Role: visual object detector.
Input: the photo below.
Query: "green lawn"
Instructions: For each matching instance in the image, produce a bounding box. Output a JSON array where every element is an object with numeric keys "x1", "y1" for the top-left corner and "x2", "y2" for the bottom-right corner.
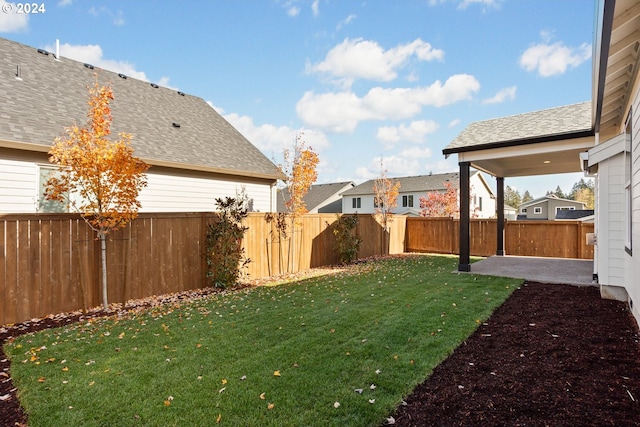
[{"x1": 5, "y1": 254, "x2": 521, "y2": 427}]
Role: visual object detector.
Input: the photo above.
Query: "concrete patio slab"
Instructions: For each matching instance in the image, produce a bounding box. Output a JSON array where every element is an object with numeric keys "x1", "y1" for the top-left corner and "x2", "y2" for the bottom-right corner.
[{"x1": 466, "y1": 255, "x2": 595, "y2": 286}]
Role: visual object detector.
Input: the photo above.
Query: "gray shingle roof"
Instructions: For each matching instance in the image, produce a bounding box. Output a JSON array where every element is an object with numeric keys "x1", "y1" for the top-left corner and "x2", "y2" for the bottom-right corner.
[
  {"x1": 341, "y1": 171, "x2": 478, "y2": 196},
  {"x1": 0, "y1": 38, "x2": 279, "y2": 180},
  {"x1": 555, "y1": 209, "x2": 594, "y2": 220},
  {"x1": 277, "y1": 181, "x2": 354, "y2": 212},
  {"x1": 443, "y1": 102, "x2": 593, "y2": 154}
]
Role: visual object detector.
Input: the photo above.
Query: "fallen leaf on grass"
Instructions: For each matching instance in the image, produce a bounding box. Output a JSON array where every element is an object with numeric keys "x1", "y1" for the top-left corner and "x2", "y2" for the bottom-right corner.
[
  {"x1": 259, "y1": 393, "x2": 266, "y2": 400},
  {"x1": 333, "y1": 401, "x2": 340, "y2": 408},
  {"x1": 273, "y1": 370, "x2": 281, "y2": 377},
  {"x1": 267, "y1": 403, "x2": 275, "y2": 410},
  {"x1": 37, "y1": 377, "x2": 45, "y2": 383},
  {"x1": 216, "y1": 413, "x2": 222, "y2": 423},
  {"x1": 221, "y1": 378, "x2": 227, "y2": 385},
  {"x1": 218, "y1": 387, "x2": 226, "y2": 394}
]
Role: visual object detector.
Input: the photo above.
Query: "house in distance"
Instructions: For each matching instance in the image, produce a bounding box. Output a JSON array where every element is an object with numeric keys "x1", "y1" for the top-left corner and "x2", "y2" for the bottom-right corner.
[{"x1": 341, "y1": 171, "x2": 496, "y2": 218}]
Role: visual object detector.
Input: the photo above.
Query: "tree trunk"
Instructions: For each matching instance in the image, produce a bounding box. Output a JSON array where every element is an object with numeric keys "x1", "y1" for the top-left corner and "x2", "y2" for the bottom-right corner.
[{"x1": 100, "y1": 232, "x2": 108, "y2": 309}]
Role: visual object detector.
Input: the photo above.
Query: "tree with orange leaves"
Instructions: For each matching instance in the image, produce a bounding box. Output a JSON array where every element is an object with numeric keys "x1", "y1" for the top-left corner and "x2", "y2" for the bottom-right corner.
[
  {"x1": 280, "y1": 133, "x2": 319, "y2": 219},
  {"x1": 373, "y1": 161, "x2": 400, "y2": 254},
  {"x1": 277, "y1": 133, "x2": 319, "y2": 271},
  {"x1": 419, "y1": 181, "x2": 459, "y2": 218},
  {"x1": 45, "y1": 77, "x2": 149, "y2": 309}
]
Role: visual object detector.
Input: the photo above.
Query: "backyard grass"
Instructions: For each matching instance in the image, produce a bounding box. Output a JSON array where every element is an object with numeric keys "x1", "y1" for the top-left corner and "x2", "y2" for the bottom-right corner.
[{"x1": 4, "y1": 254, "x2": 521, "y2": 427}]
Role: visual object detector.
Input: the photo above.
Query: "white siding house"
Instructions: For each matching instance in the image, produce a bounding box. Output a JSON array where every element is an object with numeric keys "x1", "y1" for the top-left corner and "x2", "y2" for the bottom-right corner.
[
  {"x1": 341, "y1": 171, "x2": 496, "y2": 218},
  {"x1": 0, "y1": 38, "x2": 280, "y2": 214}
]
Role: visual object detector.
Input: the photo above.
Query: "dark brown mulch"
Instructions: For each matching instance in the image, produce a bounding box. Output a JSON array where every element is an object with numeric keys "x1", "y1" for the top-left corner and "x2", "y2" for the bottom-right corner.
[
  {"x1": 2, "y1": 281, "x2": 639, "y2": 426},
  {"x1": 390, "y1": 282, "x2": 640, "y2": 427}
]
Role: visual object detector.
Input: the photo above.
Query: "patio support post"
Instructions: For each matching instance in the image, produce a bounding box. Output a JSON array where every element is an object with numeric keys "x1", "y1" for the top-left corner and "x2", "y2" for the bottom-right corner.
[
  {"x1": 496, "y1": 176, "x2": 505, "y2": 255},
  {"x1": 458, "y1": 162, "x2": 471, "y2": 271}
]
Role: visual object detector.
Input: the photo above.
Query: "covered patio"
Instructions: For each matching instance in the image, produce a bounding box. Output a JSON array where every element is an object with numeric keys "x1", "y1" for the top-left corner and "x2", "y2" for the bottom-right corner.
[
  {"x1": 442, "y1": 101, "x2": 596, "y2": 272},
  {"x1": 469, "y1": 255, "x2": 595, "y2": 286}
]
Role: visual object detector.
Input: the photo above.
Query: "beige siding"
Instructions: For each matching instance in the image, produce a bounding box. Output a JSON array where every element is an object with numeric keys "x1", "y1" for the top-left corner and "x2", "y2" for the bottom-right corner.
[
  {"x1": 139, "y1": 169, "x2": 274, "y2": 212},
  {"x1": 0, "y1": 157, "x2": 37, "y2": 212},
  {"x1": 595, "y1": 151, "x2": 625, "y2": 285},
  {"x1": 625, "y1": 89, "x2": 640, "y2": 325}
]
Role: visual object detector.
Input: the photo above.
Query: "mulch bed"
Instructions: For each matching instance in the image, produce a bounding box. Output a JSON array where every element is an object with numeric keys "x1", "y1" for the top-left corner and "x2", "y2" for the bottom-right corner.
[
  {"x1": 389, "y1": 282, "x2": 640, "y2": 427},
  {"x1": 2, "y1": 281, "x2": 639, "y2": 426}
]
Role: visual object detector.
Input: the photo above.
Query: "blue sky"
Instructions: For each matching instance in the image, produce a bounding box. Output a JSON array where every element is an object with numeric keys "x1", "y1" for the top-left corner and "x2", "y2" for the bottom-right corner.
[{"x1": 0, "y1": 0, "x2": 595, "y2": 198}]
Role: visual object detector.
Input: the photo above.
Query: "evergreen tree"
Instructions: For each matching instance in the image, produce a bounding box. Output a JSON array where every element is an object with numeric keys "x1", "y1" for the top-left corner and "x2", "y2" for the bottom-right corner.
[
  {"x1": 522, "y1": 190, "x2": 533, "y2": 203},
  {"x1": 504, "y1": 185, "x2": 522, "y2": 208}
]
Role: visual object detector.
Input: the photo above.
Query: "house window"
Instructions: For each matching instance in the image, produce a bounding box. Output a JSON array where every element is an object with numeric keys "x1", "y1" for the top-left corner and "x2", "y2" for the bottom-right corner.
[
  {"x1": 625, "y1": 110, "x2": 633, "y2": 254},
  {"x1": 478, "y1": 197, "x2": 483, "y2": 211},
  {"x1": 374, "y1": 198, "x2": 383, "y2": 208},
  {"x1": 533, "y1": 207, "x2": 542, "y2": 214},
  {"x1": 352, "y1": 197, "x2": 361, "y2": 209},
  {"x1": 38, "y1": 165, "x2": 68, "y2": 213},
  {"x1": 521, "y1": 208, "x2": 527, "y2": 213},
  {"x1": 402, "y1": 195, "x2": 413, "y2": 208}
]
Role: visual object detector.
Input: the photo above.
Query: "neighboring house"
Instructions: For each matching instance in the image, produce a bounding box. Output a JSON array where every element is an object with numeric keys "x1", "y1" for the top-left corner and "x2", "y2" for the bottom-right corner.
[
  {"x1": 504, "y1": 204, "x2": 517, "y2": 220},
  {"x1": 341, "y1": 171, "x2": 496, "y2": 218},
  {"x1": 276, "y1": 181, "x2": 355, "y2": 213},
  {"x1": 0, "y1": 38, "x2": 280, "y2": 213},
  {"x1": 517, "y1": 195, "x2": 587, "y2": 220}
]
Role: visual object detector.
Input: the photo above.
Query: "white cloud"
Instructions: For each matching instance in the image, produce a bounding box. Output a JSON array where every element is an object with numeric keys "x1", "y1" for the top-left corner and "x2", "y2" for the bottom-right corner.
[
  {"x1": 88, "y1": 6, "x2": 125, "y2": 25},
  {"x1": 287, "y1": 5, "x2": 300, "y2": 16},
  {"x1": 44, "y1": 42, "x2": 173, "y2": 87},
  {"x1": 296, "y1": 74, "x2": 480, "y2": 133},
  {"x1": 448, "y1": 118, "x2": 461, "y2": 128},
  {"x1": 458, "y1": 0, "x2": 500, "y2": 10},
  {"x1": 0, "y1": 1, "x2": 29, "y2": 32},
  {"x1": 519, "y1": 41, "x2": 591, "y2": 77},
  {"x1": 336, "y1": 14, "x2": 356, "y2": 31},
  {"x1": 219, "y1": 109, "x2": 331, "y2": 156},
  {"x1": 307, "y1": 38, "x2": 444, "y2": 86},
  {"x1": 311, "y1": 0, "x2": 319, "y2": 16},
  {"x1": 377, "y1": 120, "x2": 439, "y2": 146},
  {"x1": 482, "y1": 85, "x2": 516, "y2": 104},
  {"x1": 58, "y1": 0, "x2": 73, "y2": 6},
  {"x1": 428, "y1": 0, "x2": 501, "y2": 11}
]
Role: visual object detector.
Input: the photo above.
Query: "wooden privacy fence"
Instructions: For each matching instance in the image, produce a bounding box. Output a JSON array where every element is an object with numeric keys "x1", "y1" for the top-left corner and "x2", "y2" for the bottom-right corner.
[
  {"x1": 405, "y1": 217, "x2": 594, "y2": 259},
  {"x1": 0, "y1": 212, "x2": 406, "y2": 325}
]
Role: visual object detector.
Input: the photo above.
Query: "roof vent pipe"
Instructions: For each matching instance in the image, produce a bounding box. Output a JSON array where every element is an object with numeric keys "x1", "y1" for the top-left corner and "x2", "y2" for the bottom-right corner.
[
  {"x1": 54, "y1": 39, "x2": 60, "y2": 61},
  {"x1": 15, "y1": 65, "x2": 22, "y2": 81}
]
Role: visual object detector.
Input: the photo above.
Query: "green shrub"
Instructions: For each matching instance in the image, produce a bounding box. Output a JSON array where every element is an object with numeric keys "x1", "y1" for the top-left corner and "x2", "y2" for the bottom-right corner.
[
  {"x1": 205, "y1": 196, "x2": 250, "y2": 288},
  {"x1": 331, "y1": 214, "x2": 362, "y2": 264}
]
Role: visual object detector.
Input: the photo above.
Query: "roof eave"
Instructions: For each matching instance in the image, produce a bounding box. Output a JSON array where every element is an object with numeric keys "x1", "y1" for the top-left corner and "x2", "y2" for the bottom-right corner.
[
  {"x1": 593, "y1": 0, "x2": 616, "y2": 133},
  {"x1": 0, "y1": 139, "x2": 281, "y2": 182},
  {"x1": 442, "y1": 128, "x2": 595, "y2": 156}
]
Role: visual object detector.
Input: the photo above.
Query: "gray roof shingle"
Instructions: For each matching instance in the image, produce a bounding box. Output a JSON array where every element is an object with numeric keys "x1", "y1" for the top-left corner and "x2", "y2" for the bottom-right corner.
[
  {"x1": 0, "y1": 38, "x2": 279, "y2": 180},
  {"x1": 277, "y1": 181, "x2": 354, "y2": 212},
  {"x1": 341, "y1": 171, "x2": 478, "y2": 196},
  {"x1": 443, "y1": 101, "x2": 592, "y2": 154}
]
